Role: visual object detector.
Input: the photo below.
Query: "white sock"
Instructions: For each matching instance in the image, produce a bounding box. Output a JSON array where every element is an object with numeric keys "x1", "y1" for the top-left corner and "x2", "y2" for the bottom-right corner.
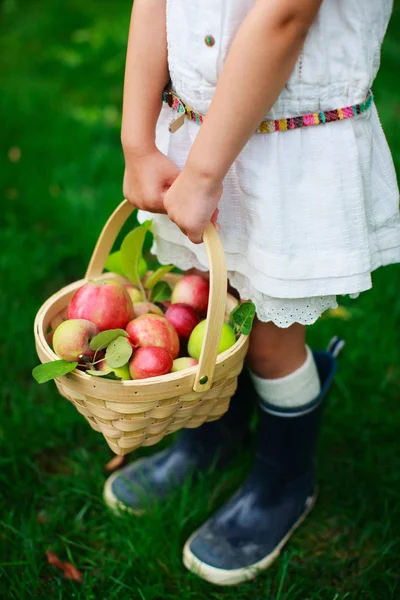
[{"x1": 250, "y1": 346, "x2": 321, "y2": 410}]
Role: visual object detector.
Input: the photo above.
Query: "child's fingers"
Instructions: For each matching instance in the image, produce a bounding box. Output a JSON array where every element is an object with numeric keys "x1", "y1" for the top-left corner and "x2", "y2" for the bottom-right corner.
[
  {"x1": 211, "y1": 208, "x2": 221, "y2": 232},
  {"x1": 211, "y1": 208, "x2": 219, "y2": 222}
]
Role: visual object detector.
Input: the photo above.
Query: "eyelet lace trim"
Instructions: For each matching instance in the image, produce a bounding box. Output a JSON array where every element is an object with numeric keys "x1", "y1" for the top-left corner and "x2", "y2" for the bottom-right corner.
[{"x1": 153, "y1": 239, "x2": 338, "y2": 328}]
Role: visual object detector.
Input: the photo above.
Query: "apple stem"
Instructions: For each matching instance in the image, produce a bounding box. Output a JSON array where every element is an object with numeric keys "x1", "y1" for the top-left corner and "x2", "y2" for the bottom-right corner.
[{"x1": 90, "y1": 357, "x2": 105, "y2": 367}]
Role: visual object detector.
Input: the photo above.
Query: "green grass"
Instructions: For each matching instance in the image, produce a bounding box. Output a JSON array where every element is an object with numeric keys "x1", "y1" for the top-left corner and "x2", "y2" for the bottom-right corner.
[{"x1": 1, "y1": 1, "x2": 400, "y2": 598}]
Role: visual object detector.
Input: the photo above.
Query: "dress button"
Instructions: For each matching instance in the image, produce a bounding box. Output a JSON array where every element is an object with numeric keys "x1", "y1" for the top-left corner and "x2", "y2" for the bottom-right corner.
[{"x1": 204, "y1": 35, "x2": 215, "y2": 47}]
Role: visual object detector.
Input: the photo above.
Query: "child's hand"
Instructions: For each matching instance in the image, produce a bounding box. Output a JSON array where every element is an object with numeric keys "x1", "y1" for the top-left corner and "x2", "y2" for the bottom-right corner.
[
  {"x1": 163, "y1": 166, "x2": 222, "y2": 244},
  {"x1": 123, "y1": 148, "x2": 180, "y2": 214}
]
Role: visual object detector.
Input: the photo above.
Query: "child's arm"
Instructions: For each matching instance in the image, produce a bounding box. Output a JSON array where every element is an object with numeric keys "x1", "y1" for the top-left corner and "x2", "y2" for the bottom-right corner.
[
  {"x1": 122, "y1": 0, "x2": 179, "y2": 213},
  {"x1": 164, "y1": 0, "x2": 323, "y2": 243}
]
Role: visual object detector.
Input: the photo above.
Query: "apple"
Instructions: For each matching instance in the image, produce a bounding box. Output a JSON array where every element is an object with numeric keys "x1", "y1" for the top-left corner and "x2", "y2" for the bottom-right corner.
[
  {"x1": 131, "y1": 301, "x2": 163, "y2": 318},
  {"x1": 165, "y1": 303, "x2": 200, "y2": 340},
  {"x1": 124, "y1": 284, "x2": 142, "y2": 305},
  {"x1": 97, "y1": 359, "x2": 131, "y2": 380},
  {"x1": 126, "y1": 314, "x2": 180, "y2": 359},
  {"x1": 172, "y1": 357, "x2": 198, "y2": 372},
  {"x1": 67, "y1": 280, "x2": 133, "y2": 331},
  {"x1": 171, "y1": 275, "x2": 209, "y2": 316},
  {"x1": 188, "y1": 320, "x2": 236, "y2": 360},
  {"x1": 129, "y1": 346, "x2": 173, "y2": 379},
  {"x1": 53, "y1": 319, "x2": 99, "y2": 362}
]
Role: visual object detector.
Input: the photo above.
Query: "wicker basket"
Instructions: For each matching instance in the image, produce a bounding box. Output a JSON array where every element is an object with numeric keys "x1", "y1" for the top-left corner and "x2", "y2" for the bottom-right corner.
[{"x1": 34, "y1": 200, "x2": 249, "y2": 455}]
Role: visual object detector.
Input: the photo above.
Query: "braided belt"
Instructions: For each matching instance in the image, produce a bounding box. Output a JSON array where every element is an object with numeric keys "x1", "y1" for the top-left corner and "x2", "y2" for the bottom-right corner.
[{"x1": 162, "y1": 87, "x2": 374, "y2": 134}]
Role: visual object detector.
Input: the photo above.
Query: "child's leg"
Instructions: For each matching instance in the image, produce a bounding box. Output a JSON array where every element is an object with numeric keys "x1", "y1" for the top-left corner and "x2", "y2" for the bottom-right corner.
[
  {"x1": 247, "y1": 319, "x2": 321, "y2": 409},
  {"x1": 248, "y1": 319, "x2": 307, "y2": 378},
  {"x1": 183, "y1": 317, "x2": 337, "y2": 585}
]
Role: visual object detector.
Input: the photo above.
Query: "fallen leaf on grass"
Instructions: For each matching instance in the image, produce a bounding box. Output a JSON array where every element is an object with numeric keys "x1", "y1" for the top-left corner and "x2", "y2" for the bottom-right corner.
[
  {"x1": 46, "y1": 551, "x2": 83, "y2": 582},
  {"x1": 104, "y1": 454, "x2": 126, "y2": 473},
  {"x1": 37, "y1": 511, "x2": 49, "y2": 524},
  {"x1": 156, "y1": 557, "x2": 170, "y2": 575},
  {"x1": 8, "y1": 146, "x2": 21, "y2": 162},
  {"x1": 324, "y1": 306, "x2": 353, "y2": 320}
]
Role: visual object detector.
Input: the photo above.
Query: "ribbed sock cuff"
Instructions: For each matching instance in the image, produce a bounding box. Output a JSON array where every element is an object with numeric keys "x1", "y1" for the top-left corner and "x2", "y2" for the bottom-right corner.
[{"x1": 249, "y1": 346, "x2": 321, "y2": 411}]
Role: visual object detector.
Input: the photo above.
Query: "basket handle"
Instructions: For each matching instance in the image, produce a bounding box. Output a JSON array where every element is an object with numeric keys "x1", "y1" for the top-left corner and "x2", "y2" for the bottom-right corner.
[{"x1": 85, "y1": 200, "x2": 227, "y2": 393}]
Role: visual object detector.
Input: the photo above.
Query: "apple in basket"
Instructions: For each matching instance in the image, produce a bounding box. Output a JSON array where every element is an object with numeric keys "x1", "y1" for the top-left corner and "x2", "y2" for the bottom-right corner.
[
  {"x1": 171, "y1": 274, "x2": 210, "y2": 316},
  {"x1": 172, "y1": 357, "x2": 198, "y2": 372},
  {"x1": 124, "y1": 284, "x2": 142, "y2": 305},
  {"x1": 188, "y1": 320, "x2": 236, "y2": 361},
  {"x1": 67, "y1": 280, "x2": 134, "y2": 331},
  {"x1": 126, "y1": 314, "x2": 180, "y2": 359},
  {"x1": 165, "y1": 303, "x2": 200, "y2": 340},
  {"x1": 129, "y1": 346, "x2": 173, "y2": 379},
  {"x1": 53, "y1": 319, "x2": 99, "y2": 362},
  {"x1": 131, "y1": 301, "x2": 163, "y2": 318},
  {"x1": 97, "y1": 359, "x2": 131, "y2": 380}
]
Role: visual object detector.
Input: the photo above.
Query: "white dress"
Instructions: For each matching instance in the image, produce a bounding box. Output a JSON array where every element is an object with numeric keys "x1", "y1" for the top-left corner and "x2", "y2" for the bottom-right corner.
[{"x1": 140, "y1": 0, "x2": 400, "y2": 327}]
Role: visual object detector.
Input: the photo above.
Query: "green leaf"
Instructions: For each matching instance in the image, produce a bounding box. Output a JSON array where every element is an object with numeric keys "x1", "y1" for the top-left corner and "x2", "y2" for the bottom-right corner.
[
  {"x1": 150, "y1": 281, "x2": 172, "y2": 302},
  {"x1": 105, "y1": 251, "x2": 147, "y2": 279},
  {"x1": 32, "y1": 360, "x2": 78, "y2": 384},
  {"x1": 120, "y1": 221, "x2": 152, "y2": 284},
  {"x1": 104, "y1": 251, "x2": 125, "y2": 276},
  {"x1": 90, "y1": 329, "x2": 129, "y2": 351},
  {"x1": 86, "y1": 369, "x2": 122, "y2": 381},
  {"x1": 105, "y1": 336, "x2": 133, "y2": 368},
  {"x1": 145, "y1": 265, "x2": 174, "y2": 289},
  {"x1": 138, "y1": 256, "x2": 148, "y2": 279},
  {"x1": 229, "y1": 301, "x2": 256, "y2": 336}
]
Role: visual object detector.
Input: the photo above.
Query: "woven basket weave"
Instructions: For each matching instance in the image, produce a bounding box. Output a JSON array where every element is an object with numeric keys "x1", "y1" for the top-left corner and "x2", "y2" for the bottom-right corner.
[{"x1": 34, "y1": 200, "x2": 249, "y2": 455}]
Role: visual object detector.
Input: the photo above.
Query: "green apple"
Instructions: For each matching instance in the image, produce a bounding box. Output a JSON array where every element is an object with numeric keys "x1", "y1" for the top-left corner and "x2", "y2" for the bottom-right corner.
[
  {"x1": 111, "y1": 364, "x2": 131, "y2": 380},
  {"x1": 125, "y1": 284, "x2": 143, "y2": 304},
  {"x1": 97, "y1": 359, "x2": 131, "y2": 380},
  {"x1": 188, "y1": 320, "x2": 236, "y2": 361}
]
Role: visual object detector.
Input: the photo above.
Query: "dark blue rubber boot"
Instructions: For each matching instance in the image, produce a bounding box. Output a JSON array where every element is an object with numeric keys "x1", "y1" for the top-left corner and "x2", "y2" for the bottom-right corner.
[
  {"x1": 104, "y1": 367, "x2": 256, "y2": 513},
  {"x1": 183, "y1": 345, "x2": 340, "y2": 586}
]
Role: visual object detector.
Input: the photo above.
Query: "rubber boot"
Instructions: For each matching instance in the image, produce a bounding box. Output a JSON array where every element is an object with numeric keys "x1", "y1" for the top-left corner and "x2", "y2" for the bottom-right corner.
[
  {"x1": 104, "y1": 367, "x2": 256, "y2": 514},
  {"x1": 183, "y1": 345, "x2": 340, "y2": 586}
]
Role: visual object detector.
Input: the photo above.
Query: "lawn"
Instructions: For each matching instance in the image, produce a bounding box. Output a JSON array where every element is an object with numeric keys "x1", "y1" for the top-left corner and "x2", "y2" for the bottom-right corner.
[{"x1": 1, "y1": 1, "x2": 400, "y2": 599}]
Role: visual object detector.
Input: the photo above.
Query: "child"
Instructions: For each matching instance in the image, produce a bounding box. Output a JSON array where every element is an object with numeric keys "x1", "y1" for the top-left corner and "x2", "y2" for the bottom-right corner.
[{"x1": 104, "y1": 0, "x2": 400, "y2": 585}]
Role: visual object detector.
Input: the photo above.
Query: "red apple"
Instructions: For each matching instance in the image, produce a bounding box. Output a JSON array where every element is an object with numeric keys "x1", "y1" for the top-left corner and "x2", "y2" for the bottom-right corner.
[
  {"x1": 172, "y1": 357, "x2": 198, "y2": 372},
  {"x1": 129, "y1": 346, "x2": 173, "y2": 379},
  {"x1": 53, "y1": 319, "x2": 99, "y2": 362},
  {"x1": 132, "y1": 301, "x2": 163, "y2": 318},
  {"x1": 67, "y1": 280, "x2": 133, "y2": 331},
  {"x1": 126, "y1": 314, "x2": 180, "y2": 359},
  {"x1": 171, "y1": 275, "x2": 209, "y2": 316},
  {"x1": 165, "y1": 303, "x2": 200, "y2": 340}
]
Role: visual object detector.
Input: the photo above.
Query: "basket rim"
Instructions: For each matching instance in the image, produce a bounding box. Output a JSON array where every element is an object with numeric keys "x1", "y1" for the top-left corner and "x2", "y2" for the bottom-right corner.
[{"x1": 34, "y1": 275, "x2": 248, "y2": 390}]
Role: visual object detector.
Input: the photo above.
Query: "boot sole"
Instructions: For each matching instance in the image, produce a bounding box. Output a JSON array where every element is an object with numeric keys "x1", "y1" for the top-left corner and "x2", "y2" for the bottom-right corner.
[
  {"x1": 183, "y1": 489, "x2": 318, "y2": 586},
  {"x1": 103, "y1": 461, "x2": 149, "y2": 516}
]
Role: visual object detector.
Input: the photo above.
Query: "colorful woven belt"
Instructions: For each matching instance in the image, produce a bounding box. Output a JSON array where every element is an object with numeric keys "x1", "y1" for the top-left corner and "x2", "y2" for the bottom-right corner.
[{"x1": 162, "y1": 87, "x2": 374, "y2": 134}]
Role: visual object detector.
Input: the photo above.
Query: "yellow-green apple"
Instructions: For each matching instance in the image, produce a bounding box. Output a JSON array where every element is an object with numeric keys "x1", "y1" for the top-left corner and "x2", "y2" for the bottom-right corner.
[
  {"x1": 129, "y1": 346, "x2": 173, "y2": 379},
  {"x1": 131, "y1": 301, "x2": 163, "y2": 318},
  {"x1": 126, "y1": 314, "x2": 180, "y2": 358},
  {"x1": 172, "y1": 357, "x2": 198, "y2": 372},
  {"x1": 97, "y1": 360, "x2": 131, "y2": 380},
  {"x1": 124, "y1": 284, "x2": 142, "y2": 305},
  {"x1": 188, "y1": 320, "x2": 236, "y2": 360},
  {"x1": 171, "y1": 275, "x2": 209, "y2": 316},
  {"x1": 67, "y1": 280, "x2": 133, "y2": 331},
  {"x1": 165, "y1": 303, "x2": 200, "y2": 340},
  {"x1": 53, "y1": 319, "x2": 99, "y2": 362}
]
